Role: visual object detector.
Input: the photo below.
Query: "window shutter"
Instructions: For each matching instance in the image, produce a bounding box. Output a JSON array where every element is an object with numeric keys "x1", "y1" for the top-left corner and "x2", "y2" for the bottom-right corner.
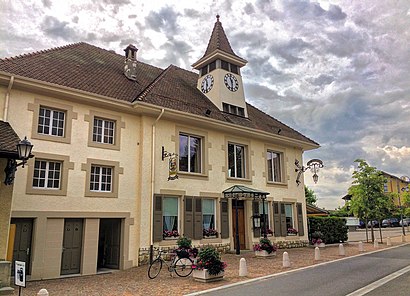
[
  {"x1": 220, "y1": 199, "x2": 229, "y2": 238},
  {"x1": 252, "y1": 200, "x2": 261, "y2": 237},
  {"x1": 184, "y1": 196, "x2": 194, "y2": 239},
  {"x1": 280, "y1": 203, "x2": 287, "y2": 236},
  {"x1": 297, "y1": 203, "x2": 304, "y2": 236},
  {"x1": 273, "y1": 202, "x2": 281, "y2": 237},
  {"x1": 193, "y1": 197, "x2": 203, "y2": 240},
  {"x1": 153, "y1": 195, "x2": 163, "y2": 242}
]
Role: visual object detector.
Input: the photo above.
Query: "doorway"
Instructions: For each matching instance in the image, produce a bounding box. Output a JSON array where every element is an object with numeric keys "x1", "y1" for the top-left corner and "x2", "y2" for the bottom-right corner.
[
  {"x1": 98, "y1": 218, "x2": 121, "y2": 270},
  {"x1": 231, "y1": 200, "x2": 246, "y2": 249},
  {"x1": 10, "y1": 218, "x2": 33, "y2": 275},
  {"x1": 61, "y1": 219, "x2": 83, "y2": 275}
]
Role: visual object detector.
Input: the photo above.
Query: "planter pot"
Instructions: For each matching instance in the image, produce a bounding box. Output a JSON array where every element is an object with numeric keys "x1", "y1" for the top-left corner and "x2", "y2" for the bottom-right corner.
[
  {"x1": 192, "y1": 269, "x2": 224, "y2": 282},
  {"x1": 255, "y1": 250, "x2": 276, "y2": 257},
  {"x1": 314, "y1": 243, "x2": 325, "y2": 248}
]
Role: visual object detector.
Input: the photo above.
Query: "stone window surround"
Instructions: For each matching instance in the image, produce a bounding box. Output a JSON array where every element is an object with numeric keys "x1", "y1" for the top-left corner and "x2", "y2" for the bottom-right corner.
[
  {"x1": 173, "y1": 126, "x2": 211, "y2": 179},
  {"x1": 81, "y1": 158, "x2": 124, "y2": 198},
  {"x1": 26, "y1": 152, "x2": 74, "y2": 196},
  {"x1": 84, "y1": 110, "x2": 126, "y2": 151},
  {"x1": 224, "y1": 137, "x2": 253, "y2": 182},
  {"x1": 28, "y1": 98, "x2": 78, "y2": 144},
  {"x1": 264, "y1": 145, "x2": 288, "y2": 186}
]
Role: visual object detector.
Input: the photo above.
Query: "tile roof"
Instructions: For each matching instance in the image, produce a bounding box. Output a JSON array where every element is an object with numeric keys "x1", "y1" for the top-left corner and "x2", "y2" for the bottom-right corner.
[
  {"x1": 0, "y1": 121, "x2": 20, "y2": 156},
  {"x1": 0, "y1": 43, "x2": 318, "y2": 146},
  {"x1": 203, "y1": 15, "x2": 241, "y2": 59}
]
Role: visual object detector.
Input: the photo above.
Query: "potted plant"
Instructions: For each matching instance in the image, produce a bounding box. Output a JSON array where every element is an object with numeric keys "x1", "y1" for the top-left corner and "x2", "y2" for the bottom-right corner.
[
  {"x1": 192, "y1": 246, "x2": 226, "y2": 282},
  {"x1": 261, "y1": 228, "x2": 274, "y2": 236},
  {"x1": 311, "y1": 231, "x2": 325, "y2": 247},
  {"x1": 163, "y1": 229, "x2": 179, "y2": 239},
  {"x1": 287, "y1": 228, "x2": 298, "y2": 236},
  {"x1": 203, "y1": 228, "x2": 218, "y2": 238},
  {"x1": 175, "y1": 236, "x2": 192, "y2": 259},
  {"x1": 253, "y1": 238, "x2": 277, "y2": 257}
]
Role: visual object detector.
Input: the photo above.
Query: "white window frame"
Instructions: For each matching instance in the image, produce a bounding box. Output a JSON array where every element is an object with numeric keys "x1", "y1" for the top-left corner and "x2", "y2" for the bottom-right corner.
[
  {"x1": 202, "y1": 199, "x2": 216, "y2": 237},
  {"x1": 90, "y1": 165, "x2": 113, "y2": 192},
  {"x1": 93, "y1": 117, "x2": 115, "y2": 145},
  {"x1": 228, "y1": 143, "x2": 246, "y2": 179},
  {"x1": 38, "y1": 106, "x2": 66, "y2": 137},
  {"x1": 267, "y1": 150, "x2": 283, "y2": 183},
  {"x1": 162, "y1": 196, "x2": 180, "y2": 236},
  {"x1": 32, "y1": 159, "x2": 62, "y2": 190},
  {"x1": 285, "y1": 204, "x2": 294, "y2": 230},
  {"x1": 179, "y1": 133, "x2": 202, "y2": 173}
]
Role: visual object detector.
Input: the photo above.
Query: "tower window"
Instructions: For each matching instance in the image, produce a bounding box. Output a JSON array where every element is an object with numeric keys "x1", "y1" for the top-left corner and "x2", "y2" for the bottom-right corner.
[
  {"x1": 230, "y1": 64, "x2": 238, "y2": 74},
  {"x1": 209, "y1": 61, "x2": 216, "y2": 72},
  {"x1": 222, "y1": 103, "x2": 245, "y2": 117},
  {"x1": 221, "y1": 60, "x2": 229, "y2": 71}
]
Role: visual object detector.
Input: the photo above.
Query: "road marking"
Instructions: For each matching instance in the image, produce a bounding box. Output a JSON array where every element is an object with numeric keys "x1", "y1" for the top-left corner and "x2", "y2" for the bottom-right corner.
[{"x1": 346, "y1": 265, "x2": 410, "y2": 296}]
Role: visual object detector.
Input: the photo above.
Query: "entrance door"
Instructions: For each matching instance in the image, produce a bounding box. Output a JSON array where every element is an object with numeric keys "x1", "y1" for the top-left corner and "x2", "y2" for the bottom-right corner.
[
  {"x1": 231, "y1": 200, "x2": 246, "y2": 249},
  {"x1": 98, "y1": 219, "x2": 121, "y2": 269},
  {"x1": 10, "y1": 218, "x2": 33, "y2": 275},
  {"x1": 61, "y1": 219, "x2": 83, "y2": 275}
]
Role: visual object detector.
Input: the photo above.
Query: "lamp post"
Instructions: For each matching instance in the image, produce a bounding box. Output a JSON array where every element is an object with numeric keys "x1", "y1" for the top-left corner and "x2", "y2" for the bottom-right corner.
[
  {"x1": 400, "y1": 186, "x2": 408, "y2": 236},
  {"x1": 295, "y1": 158, "x2": 324, "y2": 186},
  {"x1": 4, "y1": 136, "x2": 33, "y2": 185}
]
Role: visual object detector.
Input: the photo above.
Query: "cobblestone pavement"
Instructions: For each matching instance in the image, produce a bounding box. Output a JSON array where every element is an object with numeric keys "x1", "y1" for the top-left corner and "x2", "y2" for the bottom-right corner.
[{"x1": 12, "y1": 238, "x2": 408, "y2": 296}]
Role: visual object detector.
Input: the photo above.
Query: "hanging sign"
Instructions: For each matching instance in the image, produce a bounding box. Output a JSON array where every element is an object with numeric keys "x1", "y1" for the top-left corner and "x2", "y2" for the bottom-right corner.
[
  {"x1": 168, "y1": 154, "x2": 178, "y2": 181},
  {"x1": 15, "y1": 261, "x2": 26, "y2": 288}
]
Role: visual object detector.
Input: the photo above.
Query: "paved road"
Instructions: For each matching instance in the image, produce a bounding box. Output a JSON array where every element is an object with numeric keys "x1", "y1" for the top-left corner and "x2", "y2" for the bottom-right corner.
[
  {"x1": 348, "y1": 227, "x2": 408, "y2": 242},
  {"x1": 189, "y1": 244, "x2": 410, "y2": 296}
]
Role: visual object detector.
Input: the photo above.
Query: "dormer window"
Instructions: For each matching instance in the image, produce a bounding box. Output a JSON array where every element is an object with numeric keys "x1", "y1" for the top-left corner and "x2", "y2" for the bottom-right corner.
[{"x1": 223, "y1": 103, "x2": 245, "y2": 117}]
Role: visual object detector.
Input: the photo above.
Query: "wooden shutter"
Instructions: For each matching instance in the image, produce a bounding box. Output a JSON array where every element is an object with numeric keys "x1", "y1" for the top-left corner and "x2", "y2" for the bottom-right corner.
[
  {"x1": 220, "y1": 199, "x2": 229, "y2": 238},
  {"x1": 153, "y1": 195, "x2": 163, "y2": 242},
  {"x1": 297, "y1": 203, "x2": 304, "y2": 236},
  {"x1": 280, "y1": 203, "x2": 287, "y2": 236},
  {"x1": 184, "y1": 196, "x2": 194, "y2": 239},
  {"x1": 273, "y1": 202, "x2": 281, "y2": 237},
  {"x1": 193, "y1": 197, "x2": 203, "y2": 240},
  {"x1": 252, "y1": 200, "x2": 261, "y2": 237}
]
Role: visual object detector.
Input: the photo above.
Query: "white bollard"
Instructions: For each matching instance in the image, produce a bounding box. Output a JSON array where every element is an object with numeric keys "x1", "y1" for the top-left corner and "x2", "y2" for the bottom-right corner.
[
  {"x1": 338, "y1": 244, "x2": 345, "y2": 256},
  {"x1": 37, "y1": 289, "x2": 49, "y2": 296},
  {"x1": 387, "y1": 237, "x2": 392, "y2": 246},
  {"x1": 239, "y1": 258, "x2": 247, "y2": 277},
  {"x1": 374, "y1": 240, "x2": 378, "y2": 248},
  {"x1": 358, "y1": 241, "x2": 364, "y2": 252},
  {"x1": 314, "y1": 247, "x2": 320, "y2": 261},
  {"x1": 282, "y1": 251, "x2": 291, "y2": 267}
]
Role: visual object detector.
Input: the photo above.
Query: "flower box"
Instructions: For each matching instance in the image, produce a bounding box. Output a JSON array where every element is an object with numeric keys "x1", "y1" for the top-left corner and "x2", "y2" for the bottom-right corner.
[
  {"x1": 192, "y1": 269, "x2": 224, "y2": 282},
  {"x1": 255, "y1": 250, "x2": 276, "y2": 257}
]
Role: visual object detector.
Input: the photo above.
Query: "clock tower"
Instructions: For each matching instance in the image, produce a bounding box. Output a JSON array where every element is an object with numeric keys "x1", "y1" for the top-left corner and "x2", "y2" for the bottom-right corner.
[{"x1": 192, "y1": 15, "x2": 248, "y2": 117}]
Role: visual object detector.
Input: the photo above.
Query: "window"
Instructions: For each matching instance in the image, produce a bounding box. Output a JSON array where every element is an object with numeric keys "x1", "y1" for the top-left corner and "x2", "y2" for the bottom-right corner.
[
  {"x1": 221, "y1": 60, "x2": 229, "y2": 71},
  {"x1": 202, "y1": 199, "x2": 215, "y2": 237},
  {"x1": 285, "y1": 204, "x2": 294, "y2": 230},
  {"x1": 90, "y1": 165, "x2": 112, "y2": 192},
  {"x1": 179, "y1": 134, "x2": 202, "y2": 173},
  {"x1": 383, "y1": 183, "x2": 388, "y2": 192},
  {"x1": 82, "y1": 159, "x2": 123, "y2": 198},
  {"x1": 38, "y1": 106, "x2": 65, "y2": 137},
  {"x1": 26, "y1": 153, "x2": 74, "y2": 196},
  {"x1": 163, "y1": 197, "x2": 179, "y2": 236},
  {"x1": 209, "y1": 61, "x2": 216, "y2": 72},
  {"x1": 259, "y1": 201, "x2": 269, "y2": 233},
  {"x1": 32, "y1": 160, "x2": 62, "y2": 189},
  {"x1": 86, "y1": 111, "x2": 124, "y2": 150},
  {"x1": 267, "y1": 151, "x2": 282, "y2": 183},
  {"x1": 222, "y1": 103, "x2": 245, "y2": 117},
  {"x1": 228, "y1": 143, "x2": 246, "y2": 178},
  {"x1": 230, "y1": 64, "x2": 239, "y2": 74},
  {"x1": 93, "y1": 117, "x2": 115, "y2": 144}
]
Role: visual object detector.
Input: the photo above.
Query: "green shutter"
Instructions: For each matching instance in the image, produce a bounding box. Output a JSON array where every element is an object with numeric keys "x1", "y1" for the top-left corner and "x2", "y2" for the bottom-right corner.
[
  {"x1": 252, "y1": 200, "x2": 261, "y2": 237},
  {"x1": 153, "y1": 195, "x2": 163, "y2": 242},
  {"x1": 184, "y1": 196, "x2": 194, "y2": 239},
  {"x1": 220, "y1": 199, "x2": 229, "y2": 238},
  {"x1": 193, "y1": 197, "x2": 203, "y2": 240},
  {"x1": 297, "y1": 203, "x2": 304, "y2": 236},
  {"x1": 280, "y1": 203, "x2": 287, "y2": 236},
  {"x1": 273, "y1": 201, "x2": 281, "y2": 237}
]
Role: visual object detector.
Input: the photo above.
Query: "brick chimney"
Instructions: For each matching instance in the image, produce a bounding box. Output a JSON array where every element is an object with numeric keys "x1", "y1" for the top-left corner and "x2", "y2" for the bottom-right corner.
[{"x1": 124, "y1": 44, "x2": 138, "y2": 81}]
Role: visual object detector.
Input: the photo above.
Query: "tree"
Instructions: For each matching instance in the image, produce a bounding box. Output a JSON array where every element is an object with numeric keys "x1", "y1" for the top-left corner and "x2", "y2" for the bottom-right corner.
[
  {"x1": 305, "y1": 185, "x2": 317, "y2": 206},
  {"x1": 402, "y1": 190, "x2": 410, "y2": 217},
  {"x1": 349, "y1": 159, "x2": 392, "y2": 242}
]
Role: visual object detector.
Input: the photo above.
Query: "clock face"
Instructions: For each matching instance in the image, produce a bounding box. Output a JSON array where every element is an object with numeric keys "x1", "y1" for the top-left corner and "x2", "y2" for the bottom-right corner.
[
  {"x1": 224, "y1": 73, "x2": 239, "y2": 92},
  {"x1": 201, "y1": 74, "x2": 214, "y2": 93}
]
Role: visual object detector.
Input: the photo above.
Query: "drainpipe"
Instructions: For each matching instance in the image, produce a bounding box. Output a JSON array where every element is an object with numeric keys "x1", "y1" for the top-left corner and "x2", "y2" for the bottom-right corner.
[
  {"x1": 2, "y1": 76, "x2": 14, "y2": 121},
  {"x1": 149, "y1": 108, "x2": 165, "y2": 263}
]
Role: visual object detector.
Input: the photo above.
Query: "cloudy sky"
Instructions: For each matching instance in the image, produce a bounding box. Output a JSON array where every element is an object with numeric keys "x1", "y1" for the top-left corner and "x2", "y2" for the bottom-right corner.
[{"x1": 2, "y1": 0, "x2": 410, "y2": 209}]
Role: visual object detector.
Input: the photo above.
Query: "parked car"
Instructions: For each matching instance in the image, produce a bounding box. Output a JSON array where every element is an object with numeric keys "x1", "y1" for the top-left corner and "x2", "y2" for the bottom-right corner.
[
  {"x1": 358, "y1": 220, "x2": 366, "y2": 229},
  {"x1": 367, "y1": 220, "x2": 380, "y2": 228},
  {"x1": 400, "y1": 218, "x2": 410, "y2": 227},
  {"x1": 381, "y1": 218, "x2": 400, "y2": 227}
]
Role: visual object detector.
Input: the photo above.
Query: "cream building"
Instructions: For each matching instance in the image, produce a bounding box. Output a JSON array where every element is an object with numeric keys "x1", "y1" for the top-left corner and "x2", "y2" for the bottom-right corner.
[{"x1": 0, "y1": 16, "x2": 319, "y2": 281}]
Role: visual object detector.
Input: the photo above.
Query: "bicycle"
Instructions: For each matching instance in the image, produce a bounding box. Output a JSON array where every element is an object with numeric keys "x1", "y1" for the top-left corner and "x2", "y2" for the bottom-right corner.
[{"x1": 148, "y1": 249, "x2": 194, "y2": 279}]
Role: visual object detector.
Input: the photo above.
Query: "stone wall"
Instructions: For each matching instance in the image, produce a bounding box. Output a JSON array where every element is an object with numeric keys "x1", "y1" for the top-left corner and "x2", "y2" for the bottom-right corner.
[{"x1": 276, "y1": 240, "x2": 309, "y2": 249}]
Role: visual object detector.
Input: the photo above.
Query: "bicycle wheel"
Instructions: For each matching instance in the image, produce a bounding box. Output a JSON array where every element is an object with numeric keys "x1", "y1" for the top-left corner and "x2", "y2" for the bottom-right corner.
[
  {"x1": 148, "y1": 258, "x2": 163, "y2": 279},
  {"x1": 174, "y1": 257, "x2": 193, "y2": 277}
]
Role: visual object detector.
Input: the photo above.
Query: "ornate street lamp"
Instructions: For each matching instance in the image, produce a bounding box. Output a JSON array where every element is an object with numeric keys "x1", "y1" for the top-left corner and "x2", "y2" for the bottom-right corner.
[
  {"x1": 4, "y1": 136, "x2": 33, "y2": 185},
  {"x1": 295, "y1": 158, "x2": 324, "y2": 186}
]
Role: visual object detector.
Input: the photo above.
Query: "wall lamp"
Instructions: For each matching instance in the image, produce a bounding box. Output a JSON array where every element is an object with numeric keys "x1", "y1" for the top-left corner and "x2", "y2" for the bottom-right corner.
[
  {"x1": 4, "y1": 136, "x2": 33, "y2": 185},
  {"x1": 295, "y1": 158, "x2": 324, "y2": 186}
]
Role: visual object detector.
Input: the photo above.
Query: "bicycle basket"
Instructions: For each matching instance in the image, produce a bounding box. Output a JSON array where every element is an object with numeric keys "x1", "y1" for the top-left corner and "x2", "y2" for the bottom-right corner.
[{"x1": 176, "y1": 249, "x2": 190, "y2": 259}]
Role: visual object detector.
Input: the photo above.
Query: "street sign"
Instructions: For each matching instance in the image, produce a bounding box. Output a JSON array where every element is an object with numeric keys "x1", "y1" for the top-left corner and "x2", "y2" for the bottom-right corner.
[{"x1": 14, "y1": 261, "x2": 26, "y2": 288}]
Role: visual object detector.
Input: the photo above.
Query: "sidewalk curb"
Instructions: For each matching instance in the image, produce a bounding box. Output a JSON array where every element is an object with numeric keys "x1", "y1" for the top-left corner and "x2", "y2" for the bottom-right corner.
[{"x1": 184, "y1": 242, "x2": 410, "y2": 296}]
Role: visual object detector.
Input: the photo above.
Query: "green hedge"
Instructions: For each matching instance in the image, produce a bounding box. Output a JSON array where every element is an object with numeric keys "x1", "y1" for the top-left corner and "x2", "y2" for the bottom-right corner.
[{"x1": 308, "y1": 217, "x2": 348, "y2": 244}]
